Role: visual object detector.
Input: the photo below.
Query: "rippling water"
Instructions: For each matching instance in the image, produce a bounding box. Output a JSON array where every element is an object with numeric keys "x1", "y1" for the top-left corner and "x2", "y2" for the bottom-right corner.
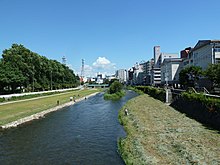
[{"x1": 0, "y1": 91, "x2": 138, "y2": 165}]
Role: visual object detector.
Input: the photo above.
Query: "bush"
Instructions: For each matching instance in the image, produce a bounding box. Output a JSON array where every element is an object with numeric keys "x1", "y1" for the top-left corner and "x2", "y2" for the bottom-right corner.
[
  {"x1": 171, "y1": 92, "x2": 220, "y2": 130},
  {"x1": 104, "y1": 91, "x2": 125, "y2": 101},
  {"x1": 0, "y1": 97, "x2": 5, "y2": 102},
  {"x1": 109, "y1": 81, "x2": 123, "y2": 94},
  {"x1": 135, "y1": 86, "x2": 165, "y2": 102},
  {"x1": 126, "y1": 86, "x2": 144, "y2": 95}
]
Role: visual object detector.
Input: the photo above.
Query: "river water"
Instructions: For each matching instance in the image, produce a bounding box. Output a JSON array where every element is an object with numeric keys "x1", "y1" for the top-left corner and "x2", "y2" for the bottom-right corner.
[{"x1": 0, "y1": 91, "x2": 138, "y2": 165}]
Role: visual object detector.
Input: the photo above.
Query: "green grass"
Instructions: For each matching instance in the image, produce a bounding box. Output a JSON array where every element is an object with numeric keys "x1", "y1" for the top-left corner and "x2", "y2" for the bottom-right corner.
[
  {"x1": 118, "y1": 94, "x2": 220, "y2": 164},
  {"x1": 104, "y1": 90, "x2": 125, "y2": 101},
  {"x1": 0, "y1": 89, "x2": 98, "y2": 125}
]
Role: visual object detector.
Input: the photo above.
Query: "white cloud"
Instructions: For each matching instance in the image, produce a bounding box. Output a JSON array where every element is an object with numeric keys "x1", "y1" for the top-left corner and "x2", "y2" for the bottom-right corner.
[
  {"x1": 92, "y1": 57, "x2": 116, "y2": 70},
  {"x1": 76, "y1": 57, "x2": 117, "y2": 77}
]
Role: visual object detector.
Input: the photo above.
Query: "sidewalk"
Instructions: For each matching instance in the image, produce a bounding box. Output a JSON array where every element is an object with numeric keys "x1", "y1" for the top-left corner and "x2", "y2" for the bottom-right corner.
[{"x1": 0, "y1": 87, "x2": 82, "y2": 99}]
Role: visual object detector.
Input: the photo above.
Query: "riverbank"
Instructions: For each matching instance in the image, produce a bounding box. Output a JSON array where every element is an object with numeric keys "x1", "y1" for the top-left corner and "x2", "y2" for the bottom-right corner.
[
  {"x1": 118, "y1": 94, "x2": 220, "y2": 164},
  {"x1": 0, "y1": 89, "x2": 99, "y2": 129}
]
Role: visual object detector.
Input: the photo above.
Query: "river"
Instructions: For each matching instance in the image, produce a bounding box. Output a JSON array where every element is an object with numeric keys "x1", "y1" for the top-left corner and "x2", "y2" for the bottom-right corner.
[{"x1": 0, "y1": 90, "x2": 138, "y2": 165}]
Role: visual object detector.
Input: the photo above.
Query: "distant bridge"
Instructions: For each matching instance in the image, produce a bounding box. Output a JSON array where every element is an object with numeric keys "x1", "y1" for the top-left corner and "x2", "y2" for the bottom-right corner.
[{"x1": 87, "y1": 84, "x2": 109, "y2": 88}]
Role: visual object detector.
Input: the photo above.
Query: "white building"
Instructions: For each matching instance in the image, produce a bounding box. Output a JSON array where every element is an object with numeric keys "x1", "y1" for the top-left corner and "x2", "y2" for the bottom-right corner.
[
  {"x1": 160, "y1": 58, "x2": 183, "y2": 86},
  {"x1": 189, "y1": 40, "x2": 220, "y2": 70},
  {"x1": 132, "y1": 63, "x2": 145, "y2": 85},
  {"x1": 116, "y1": 69, "x2": 127, "y2": 83},
  {"x1": 152, "y1": 46, "x2": 179, "y2": 86}
]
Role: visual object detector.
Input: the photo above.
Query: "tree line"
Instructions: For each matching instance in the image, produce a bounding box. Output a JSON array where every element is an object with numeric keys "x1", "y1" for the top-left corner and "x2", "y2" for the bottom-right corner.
[
  {"x1": 179, "y1": 64, "x2": 220, "y2": 89},
  {"x1": 0, "y1": 44, "x2": 80, "y2": 94}
]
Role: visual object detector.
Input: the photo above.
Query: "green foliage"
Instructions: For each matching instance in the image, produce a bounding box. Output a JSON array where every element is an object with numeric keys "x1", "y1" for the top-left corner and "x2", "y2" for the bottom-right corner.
[
  {"x1": 181, "y1": 92, "x2": 220, "y2": 112},
  {"x1": 104, "y1": 91, "x2": 125, "y2": 100},
  {"x1": 109, "y1": 81, "x2": 123, "y2": 94},
  {"x1": 0, "y1": 44, "x2": 80, "y2": 94},
  {"x1": 179, "y1": 66, "x2": 203, "y2": 88},
  {"x1": 205, "y1": 63, "x2": 220, "y2": 87},
  {"x1": 0, "y1": 98, "x2": 5, "y2": 102},
  {"x1": 126, "y1": 86, "x2": 144, "y2": 95},
  {"x1": 104, "y1": 81, "x2": 124, "y2": 100},
  {"x1": 135, "y1": 86, "x2": 165, "y2": 102},
  {"x1": 108, "y1": 78, "x2": 118, "y2": 86}
]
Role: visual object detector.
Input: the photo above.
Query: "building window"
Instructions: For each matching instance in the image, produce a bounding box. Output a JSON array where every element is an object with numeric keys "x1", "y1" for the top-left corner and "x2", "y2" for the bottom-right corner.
[
  {"x1": 216, "y1": 58, "x2": 220, "y2": 64},
  {"x1": 214, "y1": 48, "x2": 220, "y2": 52}
]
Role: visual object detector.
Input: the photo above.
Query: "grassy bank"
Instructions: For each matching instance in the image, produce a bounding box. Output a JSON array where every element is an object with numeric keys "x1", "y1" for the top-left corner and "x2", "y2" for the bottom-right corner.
[
  {"x1": 0, "y1": 89, "x2": 98, "y2": 126},
  {"x1": 118, "y1": 94, "x2": 220, "y2": 164}
]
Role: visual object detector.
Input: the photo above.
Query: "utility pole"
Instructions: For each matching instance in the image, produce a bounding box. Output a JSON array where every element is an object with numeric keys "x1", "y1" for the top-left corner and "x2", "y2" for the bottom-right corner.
[
  {"x1": 165, "y1": 63, "x2": 169, "y2": 103},
  {"x1": 50, "y1": 70, "x2": 52, "y2": 90},
  {"x1": 32, "y1": 65, "x2": 35, "y2": 92}
]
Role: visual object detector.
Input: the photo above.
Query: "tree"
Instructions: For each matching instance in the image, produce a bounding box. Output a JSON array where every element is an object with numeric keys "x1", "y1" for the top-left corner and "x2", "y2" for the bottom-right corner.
[
  {"x1": 0, "y1": 62, "x2": 26, "y2": 93},
  {"x1": 109, "y1": 81, "x2": 123, "y2": 94},
  {"x1": 179, "y1": 66, "x2": 203, "y2": 88},
  {"x1": 205, "y1": 63, "x2": 220, "y2": 87},
  {"x1": 0, "y1": 44, "x2": 80, "y2": 93}
]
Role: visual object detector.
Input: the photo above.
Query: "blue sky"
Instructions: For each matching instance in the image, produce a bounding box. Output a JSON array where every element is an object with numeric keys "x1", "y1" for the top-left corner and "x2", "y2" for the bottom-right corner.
[{"x1": 1, "y1": 0, "x2": 220, "y2": 77}]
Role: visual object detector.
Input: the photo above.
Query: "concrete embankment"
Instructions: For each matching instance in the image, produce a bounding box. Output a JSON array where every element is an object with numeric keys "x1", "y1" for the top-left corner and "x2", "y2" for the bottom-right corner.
[{"x1": 1, "y1": 92, "x2": 98, "y2": 129}]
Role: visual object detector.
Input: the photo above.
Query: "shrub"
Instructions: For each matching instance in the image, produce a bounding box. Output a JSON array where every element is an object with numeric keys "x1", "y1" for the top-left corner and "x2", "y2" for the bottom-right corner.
[
  {"x1": 0, "y1": 97, "x2": 5, "y2": 102},
  {"x1": 135, "y1": 86, "x2": 165, "y2": 102}
]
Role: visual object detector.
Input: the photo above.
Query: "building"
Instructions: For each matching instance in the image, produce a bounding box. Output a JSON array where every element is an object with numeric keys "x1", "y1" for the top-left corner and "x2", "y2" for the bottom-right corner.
[
  {"x1": 151, "y1": 46, "x2": 179, "y2": 86},
  {"x1": 154, "y1": 46, "x2": 161, "y2": 68},
  {"x1": 158, "y1": 53, "x2": 179, "y2": 67},
  {"x1": 189, "y1": 40, "x2": 220, "y2": 70},
  {"x1": 133, "y1": 63, "x2": 145, "y2": 85},
  {"x1": 152, "y1": 46, "x2": 161, "y2": 86},
  {"x1": 180, "y1": 47, "x2": 192, "y2": 59},
  {"x1": 115, "y1": 69, "x2": 127, "y2": 83},
  {"x1": 160, "y1": 58, "x2": 183, "y2": 87},
  {"x1": 181, "y1": 47, "x2": 192, "y2": 68},
  {"x1": 146, "y1": 58, "x2": 154, "y2": 85},
  {"x1": 151, "y1": 68, "x2": 161, "y2": 85}
]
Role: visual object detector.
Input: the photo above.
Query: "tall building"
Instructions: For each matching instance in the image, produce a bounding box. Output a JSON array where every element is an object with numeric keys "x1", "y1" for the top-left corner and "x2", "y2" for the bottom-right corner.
[
  {"x1": 154, "y1": 46, "x2": 161, "y2": 68},
  {"x1": 116, "y1": 69, "x2": 127, "y2": 83},
  {"x1": 151, "y1": 46, "x2": 179, "y2": 86}
]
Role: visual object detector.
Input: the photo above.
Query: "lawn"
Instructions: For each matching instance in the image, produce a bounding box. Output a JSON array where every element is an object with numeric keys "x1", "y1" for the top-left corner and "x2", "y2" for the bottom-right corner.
[{"x1": 0, "y1": 89, "x2": 98, "y2": 125}]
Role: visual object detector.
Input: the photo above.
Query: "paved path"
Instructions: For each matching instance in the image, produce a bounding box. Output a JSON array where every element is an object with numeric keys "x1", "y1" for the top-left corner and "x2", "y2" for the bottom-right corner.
[
  {"x1": 0, "y1": 87, "x2": 82, "y2": 99},
  {"x1": 0, "y1": 87, "x2": 83, "y2": 105}
]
